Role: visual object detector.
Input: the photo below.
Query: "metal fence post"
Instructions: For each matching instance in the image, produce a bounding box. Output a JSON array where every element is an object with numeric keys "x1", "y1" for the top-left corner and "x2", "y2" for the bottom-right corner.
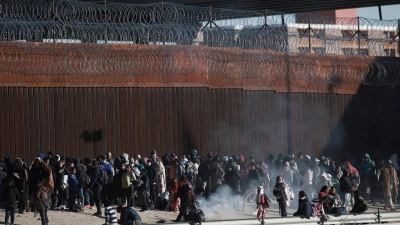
[
  {"x1": 104, "y1": 0, "x2": 108, "y2": 44},
  {"x1": 308, "y1": 13, "x2": 311, "y2": 52},
  {"x1": 375, "y1": 208, "x2": 381, "y2": 224},
  {"x1": 357, "y1": 16, "x2": 360, "y2": 55},
  {"x1": 161, "y1": 2, "x2": 165, "y2": 45}
]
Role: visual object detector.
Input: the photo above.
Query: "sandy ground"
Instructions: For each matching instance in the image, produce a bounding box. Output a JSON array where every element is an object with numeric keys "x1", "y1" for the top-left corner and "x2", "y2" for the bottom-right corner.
[{"x1": 0, "y1": 200, "x2": 399, "y2": 225}]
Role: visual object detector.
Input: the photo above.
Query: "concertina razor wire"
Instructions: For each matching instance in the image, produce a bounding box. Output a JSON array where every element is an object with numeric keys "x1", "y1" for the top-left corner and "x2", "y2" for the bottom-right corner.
[{"x1": 0, "y1": 0, "x2": 399, "y2": 88}]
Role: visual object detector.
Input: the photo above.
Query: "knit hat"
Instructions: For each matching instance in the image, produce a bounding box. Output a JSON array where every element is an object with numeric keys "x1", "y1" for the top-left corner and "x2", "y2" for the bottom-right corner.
[{"x1": 37, "y1": 153, "x2": 44, "y2": 160}]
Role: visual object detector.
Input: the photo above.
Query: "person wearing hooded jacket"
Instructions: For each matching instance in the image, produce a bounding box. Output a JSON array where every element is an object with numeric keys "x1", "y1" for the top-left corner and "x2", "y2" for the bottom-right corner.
[
  {"x1": 4, "y1": 155, "x2": 14, "y2": 178},
  {"x1": 224, "y1": 159, "x2": 241, "y2": 208},
  {"x1": 248, "y1": 163, "x2": 262, "y2": 186},
  {"x1": 87, "y1": 160, "x2": 102, "y2": 216},
  {"x1": 13, "y1": 158, "x2": 27, "y2": 214},
  {"x1": 54, "y1": 159, "x2": 68, "y2": 210},
  {"x1": 345, "y1": 162, "x2": 360, "y2": 189},
  {"x1": 197, "y1": 158, "x2": 211, "y2": 197},
  {"x1": 340, "y1": 169, "x2": 354, "y2": 212},
  {"x1": 255, "y1": 186, "x2": 270, "y2": 219},
  {"x1": 359, "y1": 153, "x2": 375, "y2": 199}
]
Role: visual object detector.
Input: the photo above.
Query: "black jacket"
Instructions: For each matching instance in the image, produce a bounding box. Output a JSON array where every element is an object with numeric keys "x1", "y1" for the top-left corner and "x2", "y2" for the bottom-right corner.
[
  {"x1": 224, "y1": 165, "x2": 240, "y2": 186},
  {"x1": 146, "y1": 165, "x2": 157, "y2": 184},
  {"x1": 296, "y1": 196, "x2": 312, "y2": 217},
  {"x1": 88, "y1": 166, "x2": 102, "y2": 189},
  {"x1": 248, "y1": 169, "x2": 261, "y2": 183},
  {"x1": 2, "y1": 185, "x2": 20, "y2": 205},
  {"x1": 340, "y1": 170, "x2": 353, "y2": 193},
  {"x1": 78, "y1": 166, "x2": 89, "y2": 189},
  {"x1": 198, "y1": 163, "x2": 211, "y2": 181},
  {"x1": 13, "y1": 167, "x2": 26, "y2": 191}
]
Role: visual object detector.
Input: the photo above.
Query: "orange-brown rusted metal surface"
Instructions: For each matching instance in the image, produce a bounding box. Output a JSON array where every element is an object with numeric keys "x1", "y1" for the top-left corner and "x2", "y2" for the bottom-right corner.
[{"x1": 0, "y1": 42, "x2": 379, "y2": 94}]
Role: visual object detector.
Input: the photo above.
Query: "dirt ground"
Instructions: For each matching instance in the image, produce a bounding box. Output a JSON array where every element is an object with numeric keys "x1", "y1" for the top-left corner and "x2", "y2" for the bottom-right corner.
[{"x1": 0, "y1": 200, "x2": 398, "y2": 225}]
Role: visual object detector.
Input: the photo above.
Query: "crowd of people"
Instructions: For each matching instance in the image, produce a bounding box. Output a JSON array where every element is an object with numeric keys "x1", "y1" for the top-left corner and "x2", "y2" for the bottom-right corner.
[{"x1": 0, "y1": 150, "x2": 399, "y2": 224}]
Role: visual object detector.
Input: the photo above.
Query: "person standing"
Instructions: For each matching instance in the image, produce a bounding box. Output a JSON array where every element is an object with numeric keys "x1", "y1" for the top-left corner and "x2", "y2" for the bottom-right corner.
[
  {"x1": 155, "y1": 157, "x2": 166, "y2": 196},
  {"x1": 273, "y1": 176, "x2": 294, "y2": 217},
  {"x1": 224, "y1": 159, "x2": 241, "y2": 202},
  {"x1": 98, "y1": 155, "x2": 114, "y2": 205},
  {"x1": 248, "y1": 163, "x2": 262, "y2": 186},
  {"x1": 13, "y1": 158, "x2": 27, "y2": 214},
  {"x1": 137, "y1": 169, "x2": 150, "y2": 212},
  {"x1": 340, "y1": 169, "x2": 354, "y2": 212},
  {"x1": 87, "y1": 160, "x2": 102, "y2": 216},
  {"x1": 146, "y1": 159, "x2": 157, "y2": 207},
  {"x1": 359, "y1": 153, "x2": 375, "y2": 199},
  {"x1": 33, "y1": 158, "x2": 54, "y2": 225},
  {"x1": 67, "y1": 167, "x2": 79, "y2": 211},
  {"x1": 255, "y1": 186, "x2": 270, "y2": 220},
  {"x1": 121, "y1": 165, "x2": 136, "y2": 208},
  {"x1": 382, "y1": 160, "x2": 398, "y2": 211},
  {"x1": 2, "y1": 178, "x2": 20, "y2": 225},
  {"x1": 281, "y1": 162, "x2": 293, "y2": 187},
  {"x1": 210, "y1": 159, "x2": 225, "y2": 194},
  {"x1": 172, "y1": 175, "x2": 195, "y2": 222}
]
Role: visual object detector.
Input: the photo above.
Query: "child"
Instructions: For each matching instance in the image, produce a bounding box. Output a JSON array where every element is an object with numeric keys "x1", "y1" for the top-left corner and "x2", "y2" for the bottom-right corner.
[
  {"x1": 104, "y1": 200, "x2": 118, "y2": 225},
  {"x1": 2, "y1": 178, "x2": 20, "y2": 225},
  {"x1": 137, "y1": 169, "x2": 149, "y2": 212},
  {"x1": 255, "y1": 186, "x2": 270, "y2": 220},
  {"x1": 68, "y1": 167, "x2": 80, "y2": 212}
]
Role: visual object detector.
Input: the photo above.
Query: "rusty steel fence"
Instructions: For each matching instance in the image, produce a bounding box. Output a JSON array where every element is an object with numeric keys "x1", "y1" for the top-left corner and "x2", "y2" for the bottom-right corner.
[{"x1": 0, "y1": 0, "x2": 399, "y2": 89}]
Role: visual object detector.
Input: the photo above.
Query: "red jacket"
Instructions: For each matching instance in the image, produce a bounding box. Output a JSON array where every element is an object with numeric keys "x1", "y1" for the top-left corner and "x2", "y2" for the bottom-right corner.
[
  {"x1": 175, "y1": 179, "x2": 195, "y2": 202},
  {"x1": 256, "y1": 193, "x2": 269, "y2": 209},
  {"x1": 318, "y1": 191, "x2": 329, "y2": 207}
]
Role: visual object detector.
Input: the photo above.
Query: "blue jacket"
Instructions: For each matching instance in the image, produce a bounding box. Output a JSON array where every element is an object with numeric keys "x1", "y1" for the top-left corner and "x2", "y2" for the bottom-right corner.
[{"x1": 68, "y1": 174, "x2": 79, "y2": 191}]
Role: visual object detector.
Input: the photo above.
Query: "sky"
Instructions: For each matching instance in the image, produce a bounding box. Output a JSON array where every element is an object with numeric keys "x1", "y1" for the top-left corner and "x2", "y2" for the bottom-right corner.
[{"x1": 358, "y1": 4, "x2": 400, "y2": 20}]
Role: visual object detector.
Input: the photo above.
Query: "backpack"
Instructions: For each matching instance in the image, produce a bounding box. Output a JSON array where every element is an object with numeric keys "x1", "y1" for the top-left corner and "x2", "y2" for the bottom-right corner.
[
  {"x1": 72, "y1": 199, "x2": 83, "y2": 212},
  {"x1": 97, "y1": 165, "x2": 108, "y2": 185},
  {"x1": 263, "y1": 194, "x2": 271, "y2": 208},
  {"x1": 187, "y1": 208, "x2": 205, "y2": 222},
  {"x1": 311, "y1": 203, "x2": 319, "y2": 217},
  {"x1": 81, "y1": 173, "x2": 90, "y2": 188},
  {"x1": 122, "y1": 174, "x2": 131, "y2": 188}
]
